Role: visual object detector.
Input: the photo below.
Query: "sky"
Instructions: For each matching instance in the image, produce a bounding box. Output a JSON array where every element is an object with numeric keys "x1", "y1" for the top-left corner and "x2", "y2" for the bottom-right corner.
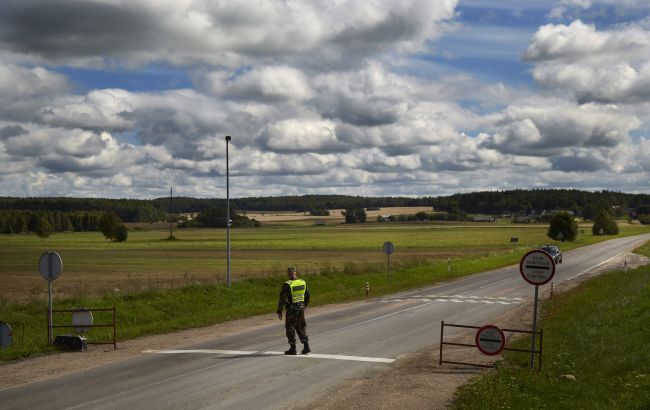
[{"x1": 0, "y1": 0, "x2": 649, "y2": 199}]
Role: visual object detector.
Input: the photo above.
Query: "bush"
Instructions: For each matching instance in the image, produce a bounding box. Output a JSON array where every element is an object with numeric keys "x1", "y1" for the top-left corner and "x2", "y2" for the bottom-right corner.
[
  {"x1": 35, "y1": 217, "x2": 52, "y2": 238},
  {"x1": 638, "y1": 214, "x2": 650, "y2": 225},
  {"x1": 592, "y1": 210, "x2": 619, "y2": 235},
  {"x1": 99, "y1": 212, "x2": 122, "y2": 240},
  {"x1": 114, "y1": 224, "x2": 128, "y2": 242},
  {"x1": 547, "y1": 212, "x2": 578, "y2": 241}
]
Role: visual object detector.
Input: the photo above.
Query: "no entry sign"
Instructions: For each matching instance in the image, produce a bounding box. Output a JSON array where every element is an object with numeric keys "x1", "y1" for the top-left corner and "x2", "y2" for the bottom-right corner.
[
  {"x1": 519, "y1": 250, "x2": 556, "y2": 286},
  {"x1": 475, "y1": 325, "x2": 506, "y2": 356}
]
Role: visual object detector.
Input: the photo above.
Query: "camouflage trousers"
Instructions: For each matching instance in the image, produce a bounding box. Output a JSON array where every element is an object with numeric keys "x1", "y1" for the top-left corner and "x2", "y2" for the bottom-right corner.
[{"x1": 285, "y1": 308, "x2": 308, "y2": 345}]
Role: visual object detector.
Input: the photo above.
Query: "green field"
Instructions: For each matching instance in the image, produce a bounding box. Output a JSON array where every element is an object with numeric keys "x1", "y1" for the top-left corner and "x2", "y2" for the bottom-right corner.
[
  {"x1": 1, "y1": 222, "x2": 649, "y2": 361},
  {"x1": 2, "y1": 222, "x2": 648, "y2": 302},
  {"x1": 451, "y1": 243, "x2": 650, "y2": 409}
]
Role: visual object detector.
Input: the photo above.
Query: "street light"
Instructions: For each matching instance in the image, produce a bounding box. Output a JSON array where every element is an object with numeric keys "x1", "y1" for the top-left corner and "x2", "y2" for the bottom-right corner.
[{"x1": 225, "y1": 135, "x2": 231, "y2": 288}]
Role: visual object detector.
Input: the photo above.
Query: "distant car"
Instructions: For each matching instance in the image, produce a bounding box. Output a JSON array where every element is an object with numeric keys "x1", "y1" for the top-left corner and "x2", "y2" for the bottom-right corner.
[{"x1": 540, "y1": 245, "x2": 562, "y2": 264}]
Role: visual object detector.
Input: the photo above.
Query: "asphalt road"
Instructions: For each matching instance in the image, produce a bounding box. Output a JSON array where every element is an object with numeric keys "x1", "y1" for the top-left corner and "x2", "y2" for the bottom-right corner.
[{"x1": 2, "y1": 234, "x2": 649, "y2": 410}]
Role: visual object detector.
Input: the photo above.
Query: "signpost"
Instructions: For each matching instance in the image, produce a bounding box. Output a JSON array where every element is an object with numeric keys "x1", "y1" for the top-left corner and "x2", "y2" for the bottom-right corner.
[
  {"x1": 475, "y1": 325, "x2": 506, "y2": 356},
  {"x1": 510, "y1": 237, "x2": 519, "y2": 255},
  {"x1": 39, "y1": 251, "x2": 63, "y2": 343},
  {"x1": 72, "y1": 308, "x2": 94, "y2": 334},
  {"x1": 382, "y1": 241, "x2": 395, "y2": 285},
  {"x1": 0, "y1": 322, "x2": 12, "y2": 350},
  {"x1": 520, "y1": 249, "x2": 555, "y2": 369}
]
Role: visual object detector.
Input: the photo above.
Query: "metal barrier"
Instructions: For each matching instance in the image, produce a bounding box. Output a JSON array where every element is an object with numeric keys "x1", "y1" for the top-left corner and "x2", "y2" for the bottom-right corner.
[
  {"x1": 49, "y1": 306, "x2": 117, "y2": 350},
  {"x1": 439, "y1": 321, "x2": 543, "y2": 370}
]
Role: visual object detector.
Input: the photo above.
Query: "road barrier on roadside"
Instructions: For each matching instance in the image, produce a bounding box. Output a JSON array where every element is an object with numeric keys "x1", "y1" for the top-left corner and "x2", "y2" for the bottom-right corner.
[
  {"x1": 49, "y1": 306, "x2": 117, "y2": 350},
  {"x1": 439, "y1": 321, "x2": 543, "y2": 370}
]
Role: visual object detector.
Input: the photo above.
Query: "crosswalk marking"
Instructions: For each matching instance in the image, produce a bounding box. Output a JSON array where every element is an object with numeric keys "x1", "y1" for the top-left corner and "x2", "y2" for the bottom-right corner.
[
  {"x1": 380, "y1": 294, "x2": 522, "y2": 305},
  {"x1": 143, "y1": 349, "x2": 395, "y2": 363}
]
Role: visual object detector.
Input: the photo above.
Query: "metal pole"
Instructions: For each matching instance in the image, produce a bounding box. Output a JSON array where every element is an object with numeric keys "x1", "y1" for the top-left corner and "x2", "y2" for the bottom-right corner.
[
  {"x1": 48, "y1": 280, "x2": 53, "y2": 343},
  {"x1": 530, "y1": 285, "x2": 539, "y2": 369},
  {"x1": 387, "y1": 254, "x2": 391, "y2": 286},
  {"x1": 225, "y1": 136, "x2": 231, "y2": 288},
  {"x1": 48, "y1": 251, "x2": 53, "y2": 344},
  {"x1": 439, "y1": 321, "x2": 444, "y2": 365},
  {"x1": 169, "y1": 187, "x2": 173, "y2": 238}
]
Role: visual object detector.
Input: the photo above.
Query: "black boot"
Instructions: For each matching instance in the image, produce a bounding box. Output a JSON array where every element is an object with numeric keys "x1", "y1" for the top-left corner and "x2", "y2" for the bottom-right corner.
[
  {"x1": 301, "y1": 341, "x2": 311, "y2": 355},
  {"x1": 284, "y1": 344, "x2": 297, "y2": 355}
]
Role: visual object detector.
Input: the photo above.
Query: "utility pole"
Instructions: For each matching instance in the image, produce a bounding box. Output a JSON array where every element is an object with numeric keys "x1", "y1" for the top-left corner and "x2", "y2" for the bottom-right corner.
[
  {"x1": 169, "y1": 186, "x2": 173, "y2": 239},
  {"x1": 225, "y1": 136, "x2": 231, "y2": 288}
]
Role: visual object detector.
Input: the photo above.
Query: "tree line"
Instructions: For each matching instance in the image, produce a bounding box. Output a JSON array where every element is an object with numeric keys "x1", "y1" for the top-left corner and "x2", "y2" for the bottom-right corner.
[
  {"x1": 0, "y1": 210, "x2": 104, "y2": 235},
  {"x1": 0, "y1": 197, "x2": 165, "y2": 223},
  {"x1": 2, "y1": 189, "x2": 650, "y2": 225}
]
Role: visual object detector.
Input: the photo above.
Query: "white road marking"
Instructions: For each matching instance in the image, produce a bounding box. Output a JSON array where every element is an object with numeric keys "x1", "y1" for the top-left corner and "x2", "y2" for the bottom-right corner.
[
  {"x1": 144, "y1": 349, "x2": 395, "y2": 363},
  {"x1": 143, "y1": 349, "x2": 257, "y2": 355},
  {"x1": 381, "y1": 294, "x2": 521, "y2": 305},
  {"x1": 568, "y1": 251, "x2": 626, "y2": 280}
]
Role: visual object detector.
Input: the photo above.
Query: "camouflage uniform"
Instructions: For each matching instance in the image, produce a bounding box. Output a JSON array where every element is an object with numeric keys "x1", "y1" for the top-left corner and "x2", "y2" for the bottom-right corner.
[{"x1": 277, "y1": 281, "x2": 310, "y2": 345}]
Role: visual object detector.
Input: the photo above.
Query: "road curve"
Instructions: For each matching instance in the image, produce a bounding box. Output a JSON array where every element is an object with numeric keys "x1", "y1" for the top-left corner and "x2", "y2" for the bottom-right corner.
[{"x1": 1, "y1": 234, "x2": 648, "y2": 409}]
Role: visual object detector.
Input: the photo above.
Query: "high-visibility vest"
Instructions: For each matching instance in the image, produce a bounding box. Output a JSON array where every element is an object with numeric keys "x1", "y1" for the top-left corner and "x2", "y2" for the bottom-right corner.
[{"x1": 286, "y1": 279, "x2": 306, "y2": 303}]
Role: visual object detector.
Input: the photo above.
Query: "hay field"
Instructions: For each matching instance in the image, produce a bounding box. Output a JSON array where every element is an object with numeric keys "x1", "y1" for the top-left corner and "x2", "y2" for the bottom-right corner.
[{"x1": 246, "y1": 206, "x2": 433, "y2": 223}]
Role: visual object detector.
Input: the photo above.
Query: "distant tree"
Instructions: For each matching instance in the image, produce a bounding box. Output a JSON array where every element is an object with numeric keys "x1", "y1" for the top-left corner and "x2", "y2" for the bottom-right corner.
[
  {"x1": 638, "y1": 214, "x2": 650, "y2": 225},
  {"x1": 343, "y1": 208, "x2": 366, "y2": 223},
  {"x1": 35, "y1": 217, "x2": 52, "y2": 238},
  {"x1": 99, "y1": 212, "x2": 122, "y2": 240},
  {"x1": 114, "y1": 224, "x2": 128, "y2": 242},
  {"x1": 415, "y1": 211, "x2": 427, "y2": 221},
  {"x1": 343, "y1": 208, "x2": 357, "y2": 224},
  {"x1": 592, "y1": 210, "x2": 619, "y2": 235},
  {"x1": 547, "y1": 212, "x2": 578, "y2": 242}
]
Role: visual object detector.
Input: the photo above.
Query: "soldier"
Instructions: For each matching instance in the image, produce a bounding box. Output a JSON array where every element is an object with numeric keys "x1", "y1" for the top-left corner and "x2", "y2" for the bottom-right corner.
[{"x1": 277, "y1": 267, "x2": 311, "y2": 355}]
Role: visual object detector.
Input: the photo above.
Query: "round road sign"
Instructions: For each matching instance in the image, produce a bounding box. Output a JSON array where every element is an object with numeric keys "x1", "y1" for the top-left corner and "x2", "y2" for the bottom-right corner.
[
  {"x1": 39, "y1": 251, "x2": 63, "y2": 281},
  {"x1": 519, "y1": 250, "x2": 556, "y2": 286},
  {"x1": 72, "y1": 309, "x2": 93, "y2": 334},
  {"x1": 475, "y1": 325, "x2": 506, "y2": 356},
  {"x1": 382, "y1": 241, "x2": 395, "y2": 255},
  {"x1": 0, "y1": 322, "x2": 12, "y2": 350}
]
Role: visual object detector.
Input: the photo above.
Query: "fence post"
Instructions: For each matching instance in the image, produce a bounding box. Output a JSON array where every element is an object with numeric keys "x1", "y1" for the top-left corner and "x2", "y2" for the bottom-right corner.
[
  {"x1": 439, "y1": 321, "x2": 444, "y2": 365},
  {"x1": 113, "y1": 305, "x2": 117, "y2": 350}
]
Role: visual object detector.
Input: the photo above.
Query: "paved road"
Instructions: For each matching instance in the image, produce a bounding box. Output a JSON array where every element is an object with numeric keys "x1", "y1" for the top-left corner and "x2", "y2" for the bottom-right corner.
[{"x1": 2, "y1": 234, "x2": 648, "y2": 409}]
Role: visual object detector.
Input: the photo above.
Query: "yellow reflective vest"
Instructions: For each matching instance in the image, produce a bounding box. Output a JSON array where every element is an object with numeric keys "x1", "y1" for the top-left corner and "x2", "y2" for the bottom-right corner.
[{"x1": 286, "y1": 279, "x2": 306, "y2": 303}]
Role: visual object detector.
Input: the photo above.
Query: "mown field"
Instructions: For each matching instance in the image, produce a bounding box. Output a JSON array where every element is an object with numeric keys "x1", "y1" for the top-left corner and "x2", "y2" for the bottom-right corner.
[
  {"x1": 452, "y1": 243, "x2": 650, "y2": 409},
  {"x1": 2, "y1": 222, "x2": 649, "y2": 302}
]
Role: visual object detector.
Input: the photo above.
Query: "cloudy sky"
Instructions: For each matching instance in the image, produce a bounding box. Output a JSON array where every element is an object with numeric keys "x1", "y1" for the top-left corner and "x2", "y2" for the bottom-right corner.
[{"x1": 1, "y1": 0, "x2": 649, "y2": 199}]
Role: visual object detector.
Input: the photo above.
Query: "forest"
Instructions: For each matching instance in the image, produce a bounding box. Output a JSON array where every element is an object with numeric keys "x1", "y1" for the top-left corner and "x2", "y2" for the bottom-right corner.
[{"x1": 1, "y1": 189, "x2": 649, "y2": 234}]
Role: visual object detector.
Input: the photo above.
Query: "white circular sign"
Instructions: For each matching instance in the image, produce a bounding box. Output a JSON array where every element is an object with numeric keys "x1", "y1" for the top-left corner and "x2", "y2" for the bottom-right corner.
[
  {"x1": 0, "y1": 322, "x2": 12, "y2": 350},
  {"x1": 39, "y1": 251, "x2": 63, "y2": 281},
  {"x1": 475, "y1": 325, "x2": 505, "y2": 356},
  {"x1": 382, "y1": 241, "x2": 395, "y2": 255},
  {"x1": 72, "y1": 309, "x2": 93, "y2": 334},
  {"x1": 519, "y1": 250, "x2": 556, "y2": 286}
]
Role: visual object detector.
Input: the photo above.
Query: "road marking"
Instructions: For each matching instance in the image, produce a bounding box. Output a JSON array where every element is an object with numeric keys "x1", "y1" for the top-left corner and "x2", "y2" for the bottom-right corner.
[
  {"x1": 380, "y1": 294, "x2": 522, "y2": 305},
  {"x1": 568, "y1": 250, "x2": 626, "y2": 280},
  {"x1": 143, "y1": 349, "x2": 395, "y2": 363}
]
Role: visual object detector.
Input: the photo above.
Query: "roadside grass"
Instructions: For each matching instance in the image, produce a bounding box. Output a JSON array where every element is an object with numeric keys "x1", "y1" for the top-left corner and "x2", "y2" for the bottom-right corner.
[{"x1": 451, "y1": 252, "x2": 650, "y2": 409}]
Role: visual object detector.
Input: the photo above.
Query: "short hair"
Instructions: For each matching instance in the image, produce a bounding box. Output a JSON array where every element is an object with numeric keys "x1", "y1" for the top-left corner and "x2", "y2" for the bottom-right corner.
[{"x1": 287, "y1": 267, "x2": 297, "y2": 273}]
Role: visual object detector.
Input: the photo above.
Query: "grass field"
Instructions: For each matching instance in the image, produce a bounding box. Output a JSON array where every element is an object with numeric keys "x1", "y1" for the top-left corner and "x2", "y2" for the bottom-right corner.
[
  {"x1": 451, "y1": 242, "x2": 650, "y2": 409},
  {"x1": 2, "y1": 222, "x2": 649, "y2": 302},
  {"x1": 1, "y1": 222, "x2": 648, "y2": 361}
]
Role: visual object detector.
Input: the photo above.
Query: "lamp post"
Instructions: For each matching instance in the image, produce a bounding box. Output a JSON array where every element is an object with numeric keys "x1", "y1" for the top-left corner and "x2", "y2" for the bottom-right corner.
[{"x1": 225, "y1": 135, "x2": 231, "y2": 288}]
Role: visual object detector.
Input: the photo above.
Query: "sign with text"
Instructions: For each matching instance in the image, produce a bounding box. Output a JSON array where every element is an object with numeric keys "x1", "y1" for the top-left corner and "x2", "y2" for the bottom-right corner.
[
  {"x1": 519, "y1": 250, "x2": 555, "y2": 286},
  {"x1": 475, "y1": 325, "x2": 506, "y2": 356}
]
